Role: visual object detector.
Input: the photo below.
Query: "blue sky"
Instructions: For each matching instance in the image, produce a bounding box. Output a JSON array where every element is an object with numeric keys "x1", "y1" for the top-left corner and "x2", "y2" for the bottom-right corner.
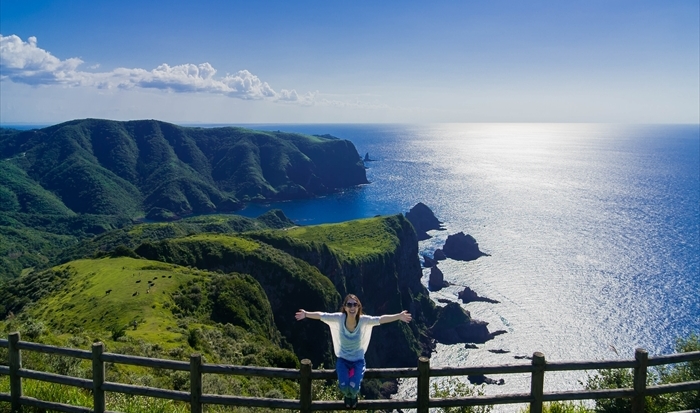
[{"x1": 1, "y1": 0, "x2": 698, "y2": 124}]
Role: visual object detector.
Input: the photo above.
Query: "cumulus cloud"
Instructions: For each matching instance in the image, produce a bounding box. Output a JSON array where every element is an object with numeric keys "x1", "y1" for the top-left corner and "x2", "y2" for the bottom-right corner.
[
  {"x1": 0, "y1": 35, "x2": 84, "y2": 85},
  {"x1": 0, "y1": 34, "x2": 312, "y2": 103}
]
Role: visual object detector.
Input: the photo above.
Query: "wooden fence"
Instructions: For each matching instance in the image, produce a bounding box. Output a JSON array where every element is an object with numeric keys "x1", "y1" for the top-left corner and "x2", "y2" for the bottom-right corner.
[{"x1": 1, "y1": 331, "x2": 699, "y2": 413}]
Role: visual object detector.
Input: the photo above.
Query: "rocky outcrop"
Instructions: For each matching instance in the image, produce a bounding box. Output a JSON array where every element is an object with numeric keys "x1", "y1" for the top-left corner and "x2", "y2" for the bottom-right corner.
[
  {"x1": 429, "y1": 265, "x2": 449, "y2": 291},
  {"x1": 430, "y1": 302, "x2": 505, "y2": 344},
  {"x1": 442, "y1": 232, "x2": 488, "y2": 261},
  {"x1": 433, "y1": 249, "x2": 447, "y2": 260},
  {"x1": 405, "y1": 203, "x2": 444, "y2": 240},
  {"x1": 422, "y1": 254, "x2": 437, "y2": 268},
  {"x1": 468, "y1": 375, "x2": 505, "y2": 385},
  {"x1": 458, "y1": 287, "x2": 500, "y2": 304}
]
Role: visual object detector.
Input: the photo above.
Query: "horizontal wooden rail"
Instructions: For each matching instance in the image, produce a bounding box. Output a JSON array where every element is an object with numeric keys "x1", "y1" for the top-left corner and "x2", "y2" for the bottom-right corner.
[
  {"x1": 16, "y1": 340, "x2": 92, "y2": 359},
  {"x1": 648, "y1": 351, "x2": 700, "y2": 366},
  {"x1": 18, "y1": 368, "x2": 93, "y2": 389},
  {"x1": 542, "y1": 388, "x2": 635, "y2": 402},
  {"x1": 646, "y1": 380, "x2": 700, "y2": 396},
  {"x1": 2, "y1": 332, "x2": 699, "y2": 413},
  {"x1": 101, "y1": 381, "x2": 190, "y2": 402},
  {"x1": 310, "y1": 366, "x2": 419, "y2": 380},
  {"x1": 200, "y1": 362, "x2": 301, "y2": 378},
  {"x1": 431, "y1": 392, "x2": 533, "y2": 407},
  {"x1": 19, "y1": 395, "x2": 93, "y2": 413},
  {"x1": 430, "y1": 363, "x2": 534, "y2": 376},
  {"x1": 312, "y1": 398, "x2": 418, "y2": 410},
  {"x1": 200, "y1": 393, "x2": 300, "y2": 409},
  {"x1": 101, "y1": 352, "x2": 190, "y2": 370},
  {"x1": 546, "y1": 360, "x2": 636, "y2": 371}
]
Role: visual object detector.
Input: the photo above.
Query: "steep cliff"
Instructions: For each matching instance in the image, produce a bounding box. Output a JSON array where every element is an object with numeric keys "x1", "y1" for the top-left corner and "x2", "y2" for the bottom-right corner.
[{"x1": 247, "y1": 214, "x2": 439, "y2": 368}]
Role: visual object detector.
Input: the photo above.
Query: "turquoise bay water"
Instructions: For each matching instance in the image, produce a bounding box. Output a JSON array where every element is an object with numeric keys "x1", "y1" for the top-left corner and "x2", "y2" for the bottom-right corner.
[{"x1": 236, "y1": 123, "x2": 699, "y2": 406}]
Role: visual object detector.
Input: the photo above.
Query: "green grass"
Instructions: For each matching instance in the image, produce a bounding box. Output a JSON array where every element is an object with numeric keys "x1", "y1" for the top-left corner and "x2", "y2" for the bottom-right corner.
[
  {"x1": 284, "y1": 216, "x2": 400, "y2": 260},
  {"x1": 173, "y1": 234, "x2": 260, "y2": 252},
  {"x1": 26, "y1": 257, "x2": 199, "y2": 346}
]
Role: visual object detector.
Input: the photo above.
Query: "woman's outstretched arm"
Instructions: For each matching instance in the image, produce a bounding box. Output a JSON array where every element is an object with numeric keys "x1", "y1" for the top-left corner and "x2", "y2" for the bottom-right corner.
[
  {"x1": 379, "y1": 310, "x2": 412, "y2": 324},
  {"x1": 295, "y1": 309, "x2": 323, "y2": 321}
]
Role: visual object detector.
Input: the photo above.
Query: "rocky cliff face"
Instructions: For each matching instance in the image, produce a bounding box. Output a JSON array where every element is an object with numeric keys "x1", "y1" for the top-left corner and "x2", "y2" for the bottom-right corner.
[
  {"x1": 135, "y1": 213, "x2": 500, "y2": 371},
  {"x1": 248, "y1": 215, "x2": 437, "y2": 368}
]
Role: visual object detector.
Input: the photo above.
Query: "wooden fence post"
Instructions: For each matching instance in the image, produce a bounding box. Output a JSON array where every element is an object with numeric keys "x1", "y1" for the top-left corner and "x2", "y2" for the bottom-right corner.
[
  {"x1": 632, "y1": 348, "x2": 648, "y2": 413},
  {"x1": 92, "y1": 342, "x2": 106, "y2": 413},
  {"x1": 190, "y1": 354, "x2": 202, "y2": 413},
  {"x1": 9, "y1": 332, "x2": 22, "y2": 413},
  {"x1": 530, "y1": 352, "x2": 545, "y2": 413},
  {"x1": 299, "y1": 359, "x2": 312, "y2": 413},
  {"x1": 417, "y1": 356, "x2": 430, "y2": 413}
]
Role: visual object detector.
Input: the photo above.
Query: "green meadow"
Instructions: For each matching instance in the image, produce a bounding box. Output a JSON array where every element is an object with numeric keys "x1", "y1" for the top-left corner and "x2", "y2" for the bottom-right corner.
[
  {"x1": 27, "y1": 257, "x2": 198, "y2": 346},
  {"x1": 284, "y1": 216, "x2": 401, "y2": 260}
]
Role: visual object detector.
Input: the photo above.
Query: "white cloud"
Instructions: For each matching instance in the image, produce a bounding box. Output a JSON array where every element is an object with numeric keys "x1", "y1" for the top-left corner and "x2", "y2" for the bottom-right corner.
[
  {"x1": 0, "y1": 34, "x2": 313, "y2": 104},
  {"x1": 0, "y1": 35, "x2": 84, "y2": 85}
]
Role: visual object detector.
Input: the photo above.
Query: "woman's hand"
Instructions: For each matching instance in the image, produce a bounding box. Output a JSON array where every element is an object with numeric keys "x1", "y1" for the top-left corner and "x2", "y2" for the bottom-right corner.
[
  {"x1": 295, "y1": 309, "x2": 306, "y2": 321},
  {"x1": 380, "y1": 310, "x2": 413, "y2": 324}
]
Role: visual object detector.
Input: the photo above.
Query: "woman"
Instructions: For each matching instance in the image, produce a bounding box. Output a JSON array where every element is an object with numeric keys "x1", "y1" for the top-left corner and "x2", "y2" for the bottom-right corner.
[{"x1": 295, "y1": 294, "x2": 412, "y2": 408}]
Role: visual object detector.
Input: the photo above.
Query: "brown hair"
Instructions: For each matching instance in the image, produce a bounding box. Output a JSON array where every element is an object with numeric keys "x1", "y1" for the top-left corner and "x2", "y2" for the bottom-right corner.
[{"x1": 341, "y1": 294, "x2": 363, "y2": 322}]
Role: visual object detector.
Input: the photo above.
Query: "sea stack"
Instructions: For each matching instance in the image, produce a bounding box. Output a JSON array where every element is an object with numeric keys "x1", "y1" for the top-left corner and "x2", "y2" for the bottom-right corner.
[
  {"x1": 429, "y1": 302, "x2": 503, "y2": 344},
  {"x1": 429, "y1": 265, "x2": 448, "y2": 291},
  {"x1": 405, "y1": 202, "x2": 444, "y2": 240},
  {"x1": 458, "y1": 286, "x2": 500, "y2": 304},
  {"x1": 442, "y1": 232, "x2": 488, "y2": 261}
]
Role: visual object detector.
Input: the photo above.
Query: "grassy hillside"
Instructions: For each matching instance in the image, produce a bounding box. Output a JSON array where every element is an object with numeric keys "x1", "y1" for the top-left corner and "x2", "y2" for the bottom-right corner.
[
  {"x1": 0, "y1": 210, "x2": 293, "y2": 281},
  {"x1": 0, "y1": 119, "x2": 367, "y2": 220},
  {"x1": 56, "y1": 210, "x2": 294, "y2": 264},
  {"x1": 0, "y1": 214, "x2": 436, "y2": 401},
  {"x1": 134, "y1": 232, "x2": 341, "y2": 366},
  {"x1": 0, "y1": 256, "x2": 301, "y2": 405},
  {"x1": 0, "y1": 118, "x2": 365, "y2": 282}
]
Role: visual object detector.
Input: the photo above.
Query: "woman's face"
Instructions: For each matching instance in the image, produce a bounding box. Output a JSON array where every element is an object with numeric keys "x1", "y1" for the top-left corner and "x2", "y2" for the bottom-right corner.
[{"x1": 344, "y1": 298, "x2": 360, "y2": 317}]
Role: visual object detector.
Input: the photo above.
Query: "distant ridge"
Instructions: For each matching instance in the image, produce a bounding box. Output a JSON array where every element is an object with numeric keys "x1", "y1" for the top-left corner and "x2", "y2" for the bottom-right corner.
[{"x1": 0, "y1": 118, "x2": 368, "y2": 220}]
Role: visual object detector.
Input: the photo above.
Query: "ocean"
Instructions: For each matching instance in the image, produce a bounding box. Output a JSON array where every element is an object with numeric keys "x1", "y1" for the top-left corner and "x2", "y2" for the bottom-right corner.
[{"x1": 234, "y1": 123, "x2": 700, "y2": 410}]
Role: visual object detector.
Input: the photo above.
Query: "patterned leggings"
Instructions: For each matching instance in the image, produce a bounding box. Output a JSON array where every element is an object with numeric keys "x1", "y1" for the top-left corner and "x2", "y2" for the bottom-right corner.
[{"x1": 335, "y1": 357, "x2": 365, "y2": 397}]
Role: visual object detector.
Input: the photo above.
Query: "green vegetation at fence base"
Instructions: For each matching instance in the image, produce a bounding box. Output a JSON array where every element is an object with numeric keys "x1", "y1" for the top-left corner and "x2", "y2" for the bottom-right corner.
[{"x1": 583, "y1": 333, "x2": 700, "y2": 413}]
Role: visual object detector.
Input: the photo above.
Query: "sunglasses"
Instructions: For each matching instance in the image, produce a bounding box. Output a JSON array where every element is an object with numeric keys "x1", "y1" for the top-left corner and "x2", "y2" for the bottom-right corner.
[{"x1": 345, "y1": 302, "x2": 359, "y2": 308}]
